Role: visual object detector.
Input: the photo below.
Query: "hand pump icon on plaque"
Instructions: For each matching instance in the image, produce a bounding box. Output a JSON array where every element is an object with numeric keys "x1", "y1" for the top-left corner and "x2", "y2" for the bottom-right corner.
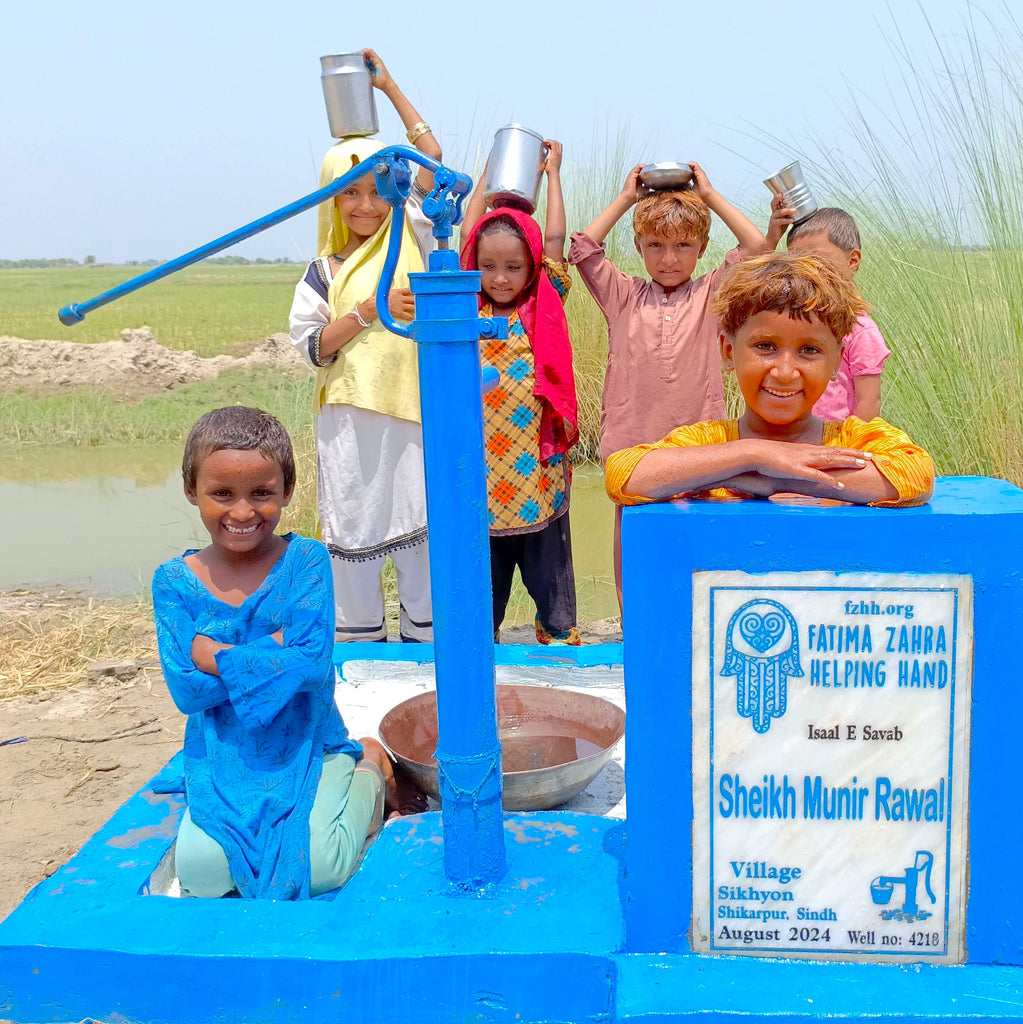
[
  {"x1": 721, "y1": 599, "x2": 803, "y2": 734},
  {"x1": 870, "y1": 851, "x2": 936, "y2": 922}
]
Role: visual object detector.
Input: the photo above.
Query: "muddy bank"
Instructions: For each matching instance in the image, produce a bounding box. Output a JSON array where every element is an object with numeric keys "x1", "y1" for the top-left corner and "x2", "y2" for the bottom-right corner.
[{"x1": 0, "y1": 326, "x2": 311, "y2": 400}]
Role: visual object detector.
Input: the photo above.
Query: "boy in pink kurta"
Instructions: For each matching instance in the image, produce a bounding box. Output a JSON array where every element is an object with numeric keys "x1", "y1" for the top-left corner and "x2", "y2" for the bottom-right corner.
[
  {"x1": 766, "y1": 205, "x2": 891, "y2": 421},
  {"x1": 812, "y1": 314, "x2": 890, "y2": 421},
  {"x1": 568, "y1": 162, "x2": 768, "y2": 605}
]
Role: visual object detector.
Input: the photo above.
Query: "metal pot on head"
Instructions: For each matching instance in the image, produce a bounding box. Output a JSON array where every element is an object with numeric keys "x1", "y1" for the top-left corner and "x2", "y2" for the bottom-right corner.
[
  {"x1": 484, "y1": 124, "x2": 548, "y2": 214},
  {"x1": 763, "y1": 160, "x2": 818, "y2": 225},
  {"x1": 320, "y1": 53, "x2": 379, "y2": 139}
]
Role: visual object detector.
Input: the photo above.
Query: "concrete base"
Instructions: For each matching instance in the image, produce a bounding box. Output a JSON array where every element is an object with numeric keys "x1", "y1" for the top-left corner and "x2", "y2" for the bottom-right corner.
[
  {"x1": 3, "y1": 753, "x2": 1023, "y2": 1021},
  {"x1": 3, "y1": 639, "x2": 1023, "y2": 1022}
]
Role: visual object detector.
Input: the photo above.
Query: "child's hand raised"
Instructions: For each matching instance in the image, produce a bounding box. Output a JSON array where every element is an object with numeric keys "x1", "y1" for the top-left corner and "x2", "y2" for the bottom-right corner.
[
  {"x1": 361, "y1": 48, "x2": 393, "y2": 91},
  {"x1": 543, "y1": 140, "x2": 563, "y2": 176},
  {"x1": 688, "y1": 162, "x2": 717, "y2": 201},
  {"x1": 766, "y1": 193, "x2": 797, "y2": 250},
  {"x1": 620, "y1": 164, "x2": 648, "y2": 205}
]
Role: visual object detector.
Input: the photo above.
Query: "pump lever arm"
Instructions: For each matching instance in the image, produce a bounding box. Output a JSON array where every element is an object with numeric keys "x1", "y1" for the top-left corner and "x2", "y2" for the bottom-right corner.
[{"x1": 56, "y1": 146, "x2": 470, "y2": 326}]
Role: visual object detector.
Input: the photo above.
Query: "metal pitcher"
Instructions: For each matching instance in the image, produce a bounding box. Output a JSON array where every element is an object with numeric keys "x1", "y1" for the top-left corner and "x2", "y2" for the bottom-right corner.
[
  {"x1": 320, "y1": 53, "x2": 379, "y2": 139},
  {"x1": 484, "y1": 124, "x2": 548, "y2": 213},
  {"x1": 763, "y1": 160, "x2": 818, "y2": 225}
]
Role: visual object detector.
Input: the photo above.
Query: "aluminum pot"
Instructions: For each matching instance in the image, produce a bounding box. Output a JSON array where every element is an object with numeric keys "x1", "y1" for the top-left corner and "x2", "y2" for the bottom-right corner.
[
  {"x1": 320, "y1": 53, "x2": 379, "y2": 139},
  {"x1": 378, "y1": 683, "x2": 625, "y2": 811},
  {"x1": 484, "y1": 124, "x2": 548, "y2": 213},
  {"x1": 763, "y1": 160, "x2": 818, "y2": 224}
]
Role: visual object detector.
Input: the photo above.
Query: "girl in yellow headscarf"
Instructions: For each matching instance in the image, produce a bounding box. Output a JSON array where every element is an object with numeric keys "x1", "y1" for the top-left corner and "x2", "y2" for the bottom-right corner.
[{"x1": 289, "y1": 49, "x2": 441, "y2": 644}]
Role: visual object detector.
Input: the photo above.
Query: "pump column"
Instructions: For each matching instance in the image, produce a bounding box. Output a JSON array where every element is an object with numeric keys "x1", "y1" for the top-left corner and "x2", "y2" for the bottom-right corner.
[{"x1": 409, "y1": 248, "x2": 508, "y2": 886}]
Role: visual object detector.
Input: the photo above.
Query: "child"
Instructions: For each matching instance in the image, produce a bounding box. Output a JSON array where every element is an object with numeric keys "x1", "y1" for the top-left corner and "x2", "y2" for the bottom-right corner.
[
  {"x1": 568, "y1": 162, "x2": 769, "y2": 602},
  {"x1": 153, "y1": 406, "x2": 396, "y2": 899},
  {"x1": 767, "y1": 202, "x2": 890, "y2": 421},
  {"x1": 460, "y1": 141, "x2": 580, "y2": 645},
  {"x1": 605, "y1": 252, "x2": 934, "y2": 508},
  {"x1": 289, "y1": 49, "x2": 439, "y2": 644}
]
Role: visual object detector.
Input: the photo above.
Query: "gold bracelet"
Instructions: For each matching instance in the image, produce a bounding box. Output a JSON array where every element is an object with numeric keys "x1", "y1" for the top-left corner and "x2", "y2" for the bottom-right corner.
[{"x1": 406, "y1": 121, "x2": 431, "y2": 145}]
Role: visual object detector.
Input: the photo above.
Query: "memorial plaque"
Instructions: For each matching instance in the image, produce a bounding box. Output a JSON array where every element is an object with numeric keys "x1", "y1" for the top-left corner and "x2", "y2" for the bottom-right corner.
[{"x1": 691, "y1": 571, "x2": 972, "y2": 963}]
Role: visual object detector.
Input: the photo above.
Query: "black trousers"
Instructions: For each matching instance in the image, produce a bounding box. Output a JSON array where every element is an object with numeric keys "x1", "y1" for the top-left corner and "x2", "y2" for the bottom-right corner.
[{"x1": 490, "y1": 512, "x2": 577, "y2": 633}]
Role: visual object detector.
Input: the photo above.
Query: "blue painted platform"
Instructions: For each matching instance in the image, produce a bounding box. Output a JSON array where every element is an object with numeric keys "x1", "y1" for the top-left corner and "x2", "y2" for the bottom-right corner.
[
  {"x1": 3, "y1": 751, "x2": 1022, "y2": 1022},
  {"x1": 5, "y1": 480, "x2": 1023, "y2": 1021}
]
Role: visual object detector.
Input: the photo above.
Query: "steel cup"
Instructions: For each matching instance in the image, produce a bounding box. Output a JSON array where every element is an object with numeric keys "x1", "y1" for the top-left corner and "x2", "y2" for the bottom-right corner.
[
  {"x1": 320, "y1": 53, "x2": 379, "y2": 139},
  {"x1": 763, "y1": 160, "x2": 818, "y2": 224},
  {"x1": 484, "y1": 124, "x2": 548, "y2": 213}
]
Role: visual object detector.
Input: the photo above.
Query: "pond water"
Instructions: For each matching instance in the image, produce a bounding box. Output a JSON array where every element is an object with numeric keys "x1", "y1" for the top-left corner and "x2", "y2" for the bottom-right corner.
[{"x1": 0, "y1": 446, "x2": 618, "y2": 623}]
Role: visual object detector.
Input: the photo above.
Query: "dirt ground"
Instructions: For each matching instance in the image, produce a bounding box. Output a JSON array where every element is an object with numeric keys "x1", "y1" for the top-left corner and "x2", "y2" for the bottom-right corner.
[
  {"x1": 0, "y1": 589, "x2": 622, "y2": 925},
  {"x1": 0, "y1": 326, "x2": 310, "y2": 399},
  {"x1": 0, "y1": 665, "x2": 183, "y2": 922}
]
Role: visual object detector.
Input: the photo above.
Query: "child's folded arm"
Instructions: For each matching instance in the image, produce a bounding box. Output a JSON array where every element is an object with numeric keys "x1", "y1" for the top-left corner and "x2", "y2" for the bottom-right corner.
[
  {"x1": 214, "y1": 542, "x2": 336, "y2": 730},
  {"x1": 152, "y1": 570, "x2": 231, "y2": 715},
  {"x1": 607, "y1": 427, "x2": 881, "y2": 506},
  {"x1": 605, "y1": 423, "x2": 734, "y2": 505},
  {"x1": 840, "y1": 418, "x2": 935, "y2": 508},
  {"x1": 613, "y1": 440, "x2": 770, "y2": 503}
]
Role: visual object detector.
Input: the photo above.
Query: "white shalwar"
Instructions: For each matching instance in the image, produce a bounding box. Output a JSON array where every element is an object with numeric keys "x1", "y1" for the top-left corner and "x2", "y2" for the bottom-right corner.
[{"x1": 289, "y1": 188, "x2": 435, "y2": 642}]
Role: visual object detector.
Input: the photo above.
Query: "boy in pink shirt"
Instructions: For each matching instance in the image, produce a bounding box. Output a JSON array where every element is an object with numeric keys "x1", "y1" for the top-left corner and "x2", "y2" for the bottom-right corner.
[
  {"x1": 767, "y1": 204, "x2": 890, "y2": 421},
  {"x1": 568, "y1": 162, "x2": 768, "y2": 605}
]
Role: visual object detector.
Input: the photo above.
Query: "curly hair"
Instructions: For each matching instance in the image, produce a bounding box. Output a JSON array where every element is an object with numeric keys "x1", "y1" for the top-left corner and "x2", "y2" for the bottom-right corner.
[
  {"x1": 710, "y1": 251, "x2": 867, "y2": 341},
  {"x1": 633, "y1": 190, "x2": 711, "y2": 243},
  {"x1": 182, "y1": 406, "x2": 296, "y2": 495}
]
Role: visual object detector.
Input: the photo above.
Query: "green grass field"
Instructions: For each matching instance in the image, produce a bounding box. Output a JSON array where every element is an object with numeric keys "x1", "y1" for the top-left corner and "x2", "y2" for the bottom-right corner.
[
  {"x1": 1, "y1": 264, "x2": 300, "y2": 355},
  {"x1": 4, "y1": 13, "x2": 1023, "y2": 487}
]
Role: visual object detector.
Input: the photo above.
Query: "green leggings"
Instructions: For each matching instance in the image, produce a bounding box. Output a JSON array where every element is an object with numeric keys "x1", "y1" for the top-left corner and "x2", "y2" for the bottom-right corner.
[{"x1": 175, "y1": 753, "x2": 382, "y2": 898}]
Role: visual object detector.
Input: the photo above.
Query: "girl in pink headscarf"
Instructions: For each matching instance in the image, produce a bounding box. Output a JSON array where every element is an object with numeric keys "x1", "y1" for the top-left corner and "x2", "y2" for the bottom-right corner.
[{"x1": 460, "y1": 141, "x2": 580, "y2": 645}]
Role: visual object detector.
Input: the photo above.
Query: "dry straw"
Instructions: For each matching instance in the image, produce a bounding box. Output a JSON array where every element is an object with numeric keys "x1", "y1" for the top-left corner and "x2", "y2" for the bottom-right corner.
[{"x1": 0, "y1": 593, "x2": 157, "y2": 699}]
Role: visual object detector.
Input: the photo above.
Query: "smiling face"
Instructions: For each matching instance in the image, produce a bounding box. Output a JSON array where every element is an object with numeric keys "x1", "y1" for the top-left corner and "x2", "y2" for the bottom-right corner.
[
  {"x1": 334, "y1": 175, "x2": 390, "y2": 242},
  {"x1": 186, "y1": 449, "x2": 292, "y2": 557},
  {"x1": 635, "y1": 232, "x2": 707, "y2": 292},
  {"x1": 721, "y1": 310, "x2": 843, "y2": 430},
  {"x1": 477, "y1": 229, "x2": 532, "y2": 311}
]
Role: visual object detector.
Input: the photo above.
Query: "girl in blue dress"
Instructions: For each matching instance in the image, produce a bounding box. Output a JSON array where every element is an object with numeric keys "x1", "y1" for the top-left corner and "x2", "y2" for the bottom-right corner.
[{"x1": 153, "y1": 406, "x2": 394, "y2": 899}]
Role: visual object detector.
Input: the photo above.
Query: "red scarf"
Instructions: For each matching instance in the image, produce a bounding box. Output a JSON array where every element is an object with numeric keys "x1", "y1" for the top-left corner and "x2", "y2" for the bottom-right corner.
[{"x1": 460, "y1": 208, "x2": 578, "y2": 460}]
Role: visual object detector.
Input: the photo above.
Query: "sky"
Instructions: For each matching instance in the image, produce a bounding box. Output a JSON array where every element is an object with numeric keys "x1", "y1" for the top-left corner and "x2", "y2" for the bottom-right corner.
[{"x1": 0, "y1": 0, "x2": 1000, "y2": 263}]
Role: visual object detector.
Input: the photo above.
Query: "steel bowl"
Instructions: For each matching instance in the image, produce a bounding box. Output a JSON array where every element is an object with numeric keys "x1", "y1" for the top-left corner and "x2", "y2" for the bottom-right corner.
[
  {"x1": 378, "y1": 683, "x2": 625, "y2": 811},
  {"x1": 639, "y1": 162, "x2": 694, "y2": 191}
]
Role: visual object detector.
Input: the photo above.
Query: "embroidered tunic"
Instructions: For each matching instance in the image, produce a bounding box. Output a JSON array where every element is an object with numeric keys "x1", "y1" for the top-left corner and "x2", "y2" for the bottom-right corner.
[
  {"x1": 481, "y1": 258, "x2": 572, "y2": 535},
  {"x1": 152, "y1": 535, "x2": 360, "y2": 899}
]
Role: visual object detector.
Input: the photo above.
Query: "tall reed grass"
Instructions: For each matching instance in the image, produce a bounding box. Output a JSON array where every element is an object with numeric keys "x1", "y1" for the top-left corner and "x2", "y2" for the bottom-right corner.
[
  {"x1": 7, "y1": 13, "x2": 1023, "y2": 485},
  {"x1": 770, "y1": 10, "x2": 1023, "y2": 484}
]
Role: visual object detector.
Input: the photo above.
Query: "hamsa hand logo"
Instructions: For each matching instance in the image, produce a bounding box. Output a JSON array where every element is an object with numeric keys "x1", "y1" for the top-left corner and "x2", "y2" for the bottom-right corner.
[{"x1": 721, "y1": 599, "x2": 803, "y2": 734}]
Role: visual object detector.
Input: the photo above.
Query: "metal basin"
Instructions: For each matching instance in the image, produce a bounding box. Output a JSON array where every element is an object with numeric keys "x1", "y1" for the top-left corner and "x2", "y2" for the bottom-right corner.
[
  {"x1": 639, "y1": 161, "x2": 694, "y2": 191},
  {"x1": 378, "y1": 684, "x2": 625, "y2": 811}
]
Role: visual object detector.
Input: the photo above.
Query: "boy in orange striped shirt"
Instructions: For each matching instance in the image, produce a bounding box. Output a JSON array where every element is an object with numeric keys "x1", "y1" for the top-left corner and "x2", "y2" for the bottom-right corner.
[{"x1": 605, "y1": 252, "x2": 933, "y2": 508}]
